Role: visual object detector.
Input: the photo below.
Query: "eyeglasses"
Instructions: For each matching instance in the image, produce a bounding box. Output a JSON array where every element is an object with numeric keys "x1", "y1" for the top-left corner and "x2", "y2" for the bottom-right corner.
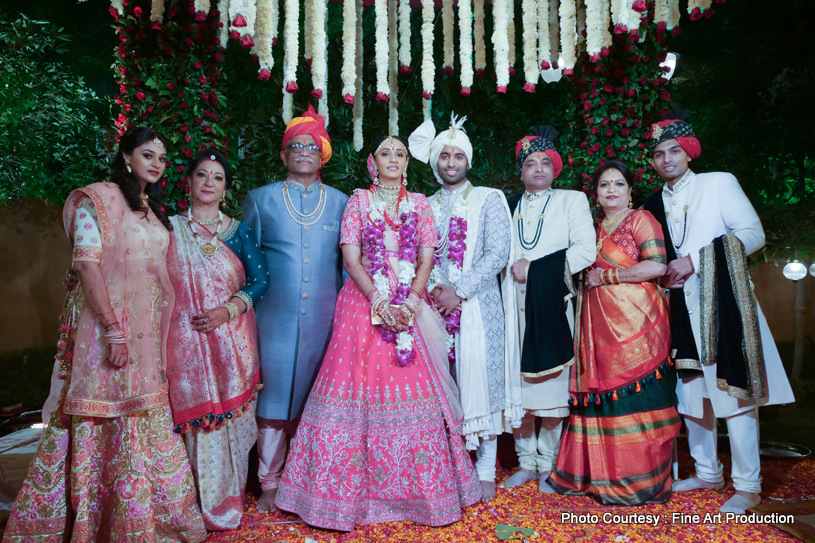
[{"x1": 286, "y1": 142, "x2": 321, "y2": 155}]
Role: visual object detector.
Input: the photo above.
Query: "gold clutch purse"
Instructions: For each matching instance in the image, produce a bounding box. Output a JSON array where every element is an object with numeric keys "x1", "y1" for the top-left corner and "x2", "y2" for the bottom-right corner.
[{"x1": 371, "y1": 305, "x2": 414, "y2": 326}]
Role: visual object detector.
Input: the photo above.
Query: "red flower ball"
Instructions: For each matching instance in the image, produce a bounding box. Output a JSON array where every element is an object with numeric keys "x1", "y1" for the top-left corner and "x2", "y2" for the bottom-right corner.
[
  {"x1": 135, "y1": 91, "x2": 146, "y2": 101},
  {"x1": 133, "y1": 6, "x2": 143, "y2": 17}
]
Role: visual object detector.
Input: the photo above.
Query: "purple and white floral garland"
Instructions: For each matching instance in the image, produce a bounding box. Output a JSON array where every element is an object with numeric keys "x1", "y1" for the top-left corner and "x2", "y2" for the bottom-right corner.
[{"x1": 364, "y1": 189, "x2": 420, "y2": 367}]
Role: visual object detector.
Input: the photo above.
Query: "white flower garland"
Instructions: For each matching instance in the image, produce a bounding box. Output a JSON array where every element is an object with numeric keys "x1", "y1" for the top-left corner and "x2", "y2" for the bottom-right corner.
[
  {"x1": 585, "y1": 0, "x2": 603, "y2": 59},
  {"x1": 559, "y1": 0, "x2": 577, "y2": 73},
  {"x1": 548, "y1": 0, "x2": 560, "y2": 65},
  {"x1": 375, "y1": 0, "x2": 389, "y2": 99},
  {"x1": 428, "y1": 195, "x2": 469, "y2": 292},
  {"x1": 254, "y1": 0, "x2": 277, "y2": 75},
  {"x1": 388, "y1": 0, "x2": 399, "y2": 134},
  {"x1": 352, "y1": 0, "x2": 364, "y2": 151},
  {"x1": 442, "y1": 0, "x2": 455, "y2": 72},
  {"x1": 111, "y1": 0, "x2": 124, "y2": 16},
  {"x1": 655, "y1": 0, "x2": 669, "y2": 25},
  {"x1": 537, "y1": 0, "x2": 551, "y2": 69},
  {"x1": 218, "y1": 0, "x2": 230, "y2": 48},
  {"x1": 688, "y1": 0, "x2": 713, "y2": 14},
  {"x1": 312, "y1": 0, "x2": 327, "y2": 100},
  {"x1": 474, "y1": 0, "x2": 486, "y2": 74},
  {"x1": 341, "y1": 0, "x2": 357, "y2": 100},
  {"x1": 522, "y1": 0, "x2": 539, "y2": 88},
  {"x1": 492, "y1": 0, "x2": 510, "y2": 90},
  {"x1": 282, "y1": 89, "x2": 294, "y2": 123},
  {"x1": 230, "y1": 0, "x2": 256, "y2": 38},
  {"x1": 600, "y1": 0, "x2": 612, "y2": 48},
  {"x1": 458, "y1": 0, "x2": 474, "y2": 92},
  {"x1": 421, "y1": 0, "x2": 435, "y2": 100},
  {"x1": 398, "y1": 0, "x2": 412, "y2": 71},
  {"x1": 668, "y1": 0, "x2": 680, "y2": 29},
  {"x1": 194, "y1": 0, "x2": 210, "y2": 16},
  {"x1": 303, "y1": 0, "x2": 313, "y2": 62},
  {"x1": 150, "y1": 0, "x2": 165, "y2": 23},
  {"x1": 281, "y1": 0, "x2": 299, "y2": 92},
  {"x1": 507, "y1": 0, "x2": 516, "y2": 71},
  {"x1": 627, "y1": 0, "x2": 642, "y2": 36}
]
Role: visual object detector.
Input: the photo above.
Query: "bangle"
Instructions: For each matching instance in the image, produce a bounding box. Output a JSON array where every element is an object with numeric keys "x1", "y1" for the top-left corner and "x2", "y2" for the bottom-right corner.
[
  {"x1": 103, "y1": 329, "x2": 127, "y2": 344},
  {"x1": 410, "y1": 288, "x2": 423, "y2": 298},
  {"x1": 364, "y1": 288, "x2": 378, "y2": 301},
  {"x1": 225, "y1": 302, "x2": 240, "y2": 321},
  {"x1": 403, "y1": 299, "x2": 419, "y2": 314},
  {"x1": 104, "y1": 321, "x2": 120, "y2": 330},
  {"x1": 612, "y1": 270, "x2": 621, "y2": 285}
]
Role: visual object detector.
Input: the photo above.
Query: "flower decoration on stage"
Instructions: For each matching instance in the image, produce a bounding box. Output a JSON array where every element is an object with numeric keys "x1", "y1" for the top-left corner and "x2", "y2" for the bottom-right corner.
[
  {"x1": 458, "y1": 0, "x2": 474, "y2": 95},
  {"x1": 341, "y1": 0, "x2": 357, "y2": 103},
  {"x1": 420, "y1": 0, "x2": 435, "y2": 108},
  {"x1": 374, "y1": 0, "x2": 389, "y2": 102},
  {"x1": 521, "y1": 0, "x2": 538, "y2": 92},
  {"x1": 560, "y1": 0, "x2": 578, "y2": 74},
  {"x1": 398, "y1": 0, "x2": 412, "y2": 74},
  {"x1": 473, "y1": 0, "x2": 486, "y2": 78},
  {"x1": 442, "y1": 0, "x2": 455, "y2": 76},
  {"x1": 229, "y1": 0, "x2": 256, "y2": 48},
  {"x1": 492, "y1": 0, "x2": 510, "y2": 93},
  {"x1": 365, "y1": 191, "x2": 420, "y2": 368},
  {"x1": 253, "y1": 0, "x2": 279, "y2": 80},
  {"x1": 282, "y1": 0, "x2": 299, "y2": 95}
]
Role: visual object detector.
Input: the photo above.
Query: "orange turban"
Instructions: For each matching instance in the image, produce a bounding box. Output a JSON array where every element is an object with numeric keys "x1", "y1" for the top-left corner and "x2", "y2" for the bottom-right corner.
[{"x1": 281, "y1": 104, "x2": 333, "y2": 166}]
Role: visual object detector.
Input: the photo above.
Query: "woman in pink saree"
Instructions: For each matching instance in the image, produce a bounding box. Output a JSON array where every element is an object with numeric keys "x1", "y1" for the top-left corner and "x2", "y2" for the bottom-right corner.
[
  {"x1": 166, "y1": 150, "x2": 269, "y2": 530},
  {"x1": 275, "y1": 135, "x2": 481, "y2": 531},
  {"x1": 3, "y1": 128, "x2": 206, "y2": 542}
]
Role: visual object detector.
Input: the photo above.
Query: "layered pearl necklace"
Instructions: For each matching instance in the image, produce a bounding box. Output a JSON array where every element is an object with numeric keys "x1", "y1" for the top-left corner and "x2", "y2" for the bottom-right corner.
[
  {"x1": 282, "y1": 182, "x2": 327, "y2": 226},
  {"x1": 189, "y1": 209, "x2": 223, "y2": 256}
]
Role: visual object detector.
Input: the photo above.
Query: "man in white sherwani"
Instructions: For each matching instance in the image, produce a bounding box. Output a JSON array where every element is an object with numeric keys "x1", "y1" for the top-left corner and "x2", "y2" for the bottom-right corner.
[
  {"x1": 642, "y1": 119, "x2": 794, "y2": 514},
  {"x1": 501, "y1": 126, "x2": 595, "y2": 493},
  {"x1": 408, "y1": 114, "x2": 522, "y2": 502}
]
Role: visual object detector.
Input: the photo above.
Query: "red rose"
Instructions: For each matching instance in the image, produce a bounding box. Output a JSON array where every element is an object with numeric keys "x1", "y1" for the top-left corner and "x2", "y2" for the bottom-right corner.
[
  {"x1": 133, "y1": 6, "x2": 143, "y2": 17},
  {"x1": 204, "y1": 125, "x2": 212, "y2": 134},
  {"x1": 215, "y1": 53, "x2": 223, "y2": 63},
  {"x1": 601, "y1": 118, "x2": 610, "y2": 126},
  {"x1": 135, "y1": 91, "x2": 146, "y2": 101},
  {"x1": 460, "y1": 86, "x2": 471, "y2": 96},
  {"x1": 229, "y1": 30, "x2": 239, "y2": 40},
  {"x1": 151, "y1": 22, "x2": 161, "y2": 31},
  {"x1": 606, "y1": 129, "x2": 613, "y2": 137},
  {"x1": 181, "y1": 101, "x2": 189, "y2": 109},
  {"x1": 285, "y1": 81, "x2": 298, "y2": 93},
  {"x1": 400, "y1": 65, "x2": 411, "y2": 75},
  {"x1": 622, "y1": 128, "x2": 630, "y2": 136},
  {"x1": 591, "y1": 127, "x2": 599, "y2": 135},
  {"x1": 422, "y1": 91, "x2": 432, "y2": 99},
  {"x1": 580, "y1": 141, "x2": 588, "y2": 149},
  {"x1": 182, "y1": 147, "x2": 193, "y2": 158},
  {"x1": 195, "y1": 10, "x2": 207, "y2": 22},
  {"x1": 508, "y1": 66, "x2": 516, "y2": 76},
  {"x1": 523, "y1": 82, "x2": 536, "y2": 93},
  {"x1": 185, "y1": 136, "x2": 191, "y2": 143},
  {"x1": 167, "y1": 82, "x2": 176, "y2": 90},
  {"x1": 108, "y1": 6, "x2": 119, "y2": 20},
  {"x1": 586, "y1": 118, "x2": 594, "y2": 125},
  {"x1": 198, "y1": 75, "x2": 207, "y2": 84},
  {"x1": 233, "y1": 14, "x2": 247, "y2": 27},
  {"x1": 690, "y1": 7, "x2": 703, "y2": 20},
  {"x1": 541, "y1": 60, "x2": 551, "y2": 70},
  {"x1": 475, "y1": 69, "x2": 486, "y2": 79},
  {"x1": 627, "y1": 88, "x2": 636, "y2": 98},
  {"x1": 160, "y1": 100, "x2": 169, "y2": 107},
  {"x1": 344, "y1": 93, "x2": 354, "y2": 104},
  {"x1": 603, "y1": 84, "x2": 613, "y2": 93},
  {"x1": 194, "y1": 117, "x2": 203, "y2": 126},
  {"x1": 258, "y1": 69, "x2": 271, "y2": 81},
  {"x1": 240, "y1": 35, "x2": 255, "y2": 48},
  {"x1": 632, "y1": 0, "x2": 646, "y2": 13},
  {"x1": 178, "y1": 199, "x2": 188, "y2": 209},
  {"x1": 443, "y1": 66, "x2": 453, "y2": 76},
  {"x1": 583, "y1": 101, "x2": 592, "y2": 112},
  {"x1": 194, "y1": 60, "x2": 202, "y2": 69},
  {"x1": 312, "y1": 89, "x2": 324, "y2": 99},
  {"x1": 185, "y1": 38, "x2": 195, "y2": 47}
]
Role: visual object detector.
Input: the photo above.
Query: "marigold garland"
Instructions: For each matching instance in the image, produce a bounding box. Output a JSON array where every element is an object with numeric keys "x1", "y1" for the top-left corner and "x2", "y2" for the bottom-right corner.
[
  {"x1": 492, "y1": 0, "x2": 510, "y2": 92},
  {"x1": 560, "y1": 0, "x2": 577, "y2": 73},
  {"x1": 458, "y1": 0, "x2": 474, "y2": 94},
  {"x1": 398, "y1": 0, "x2": 412, "y2": 73},
  {"x1": 375, "y1": 0, "x2": 390, "y2": 101},
  {"x1": 420, "y1": 0, "x2": 435, "y2": 102},
  {"x1": 473, "y1": 0, "x2": 486, "y2": 76},
  {"x1": 442, "y1": 0, "x2": 455, "y2": 74},
  {"x1": 521, "y1": 0, "x2": 539, "y2": 91},
  {"x1": 341, "y1": 0, "x2": 357, "y2": 102}
]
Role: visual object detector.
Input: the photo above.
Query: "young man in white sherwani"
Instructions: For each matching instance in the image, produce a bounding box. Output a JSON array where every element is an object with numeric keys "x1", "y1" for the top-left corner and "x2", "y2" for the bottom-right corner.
[
  {"x1": 501, "y1": 126, "x2": 595, "y2": 493},
  {"x1": 642, "y1": 119, "x2": 795, "y2": 514},
  {"x1": 408, "y1": 114, "x2": 521, "y2": 502}
]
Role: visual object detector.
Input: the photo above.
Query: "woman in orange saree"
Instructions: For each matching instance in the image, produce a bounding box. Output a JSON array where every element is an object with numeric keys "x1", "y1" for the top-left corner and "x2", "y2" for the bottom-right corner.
[{"x1": 549, "y1": 160, "x2": 680, "y2": 505}]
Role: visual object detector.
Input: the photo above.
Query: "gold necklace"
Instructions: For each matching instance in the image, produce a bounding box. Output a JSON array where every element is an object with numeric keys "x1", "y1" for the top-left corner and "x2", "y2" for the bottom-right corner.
[
  {"x1": 139, "y1": 192, "x2": 149, "y2": 203},
  {"x1": 596, "y1": 208, "x2": 630, "y2": 254},
  {"x1": 189, "y1": 211, "x2": 223, "y2": 256},
  {"x1": 376, "y1": 186, "x2": 400, "y2": 208}
]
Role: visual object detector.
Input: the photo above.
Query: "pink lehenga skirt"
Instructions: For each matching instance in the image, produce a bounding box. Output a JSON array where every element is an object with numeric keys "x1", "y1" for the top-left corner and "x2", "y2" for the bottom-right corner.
[{"x1": 275, "y1": 279, "x2": 481, "y2": 531}]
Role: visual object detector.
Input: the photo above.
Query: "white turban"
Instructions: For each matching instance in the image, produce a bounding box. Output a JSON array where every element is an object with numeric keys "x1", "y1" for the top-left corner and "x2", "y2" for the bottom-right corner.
[{"x1": 408, "y1": 113, "x2": 473, "y2": 185}]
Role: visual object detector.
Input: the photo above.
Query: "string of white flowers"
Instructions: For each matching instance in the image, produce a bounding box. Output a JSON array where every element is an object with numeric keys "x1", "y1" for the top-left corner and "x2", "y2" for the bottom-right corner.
[
  {"x1": 577, "y1": 0, "x2": 587, "y2": 47},
  {"x1": 688, "y1": 0, "x2": 712, "y2": 14},
  {"x1": 218, "y1": 0, "x2": 230, "y2": 48},
  {"x1": 352, "y1": 0, "x2": 364, "y2": 151},
  {"x1": 560, "y1": 0, "x2": 577, "y2": 72},
  {"x1": 627, "y1": 0, "x2": 641, "y2": 36},
  {"x1": 254, "y1": 0, "x2": 276, "y2": 77},
  {"x1": 474, "y1": 0, "x2": 486, "y2": 75},
  {"x1": 522, "y1": 0, "x2": 539, "y2": 89},
  {"x1": 398, "y1": 0, "x2": 411, "y2": 72},
  {"x1": 282, "y1": 0, "x2": 299, "y2": 93},
  {"x1": 442, "y1": 0, "x2": 455, "y2": 73},
  {"x1": 303, "y1": 0, "x2": 313, "y2": 62},
  {"x1": 549, "y1": 0, "x2": 560, "y2": 65},
  {"x1": 194, "y1": 0, "x2": 210, "y2": 15},
  {"x1": 654, "y1": 0, "x2": 669, "y2": 25},
  {"x1": 388, "y1": 0, "x2": 399, "y2": 135},
  {"x1": 585, "y1": 0, "x2": 602, "y2": 60},
  {"x1": 341, "y1": 0, "x2": 357, "y2": 101},
  {"x1": 507, "y1": 0, "x2": 516, "y2": 72},
  {"x1": 423, "y1": 98, "x2": 432, "y2": 121},
  {"x1": 111, "y1": 0, "x2": 124, "y2": 16},
  {"x1": 312, "y1": 0, "x2": 327, "y2": 99},
  {"x1": 230, "y1": 0, "x2": 256, "y2": 39},
  {"x1": 150, "y1": 0, "x2": 165, "y2": 23},
  {"x1": 492, "y1": 0, "x2": 510, "y2": 91},
  {"x1": 537, "y1": 0, "x2": 551, "y2": 69},
  {"x1": 600, "y1": 0, "x2": 612, "y2": 48},
  {"x1": 459, "y1": 0, "x2": 474, "y2": 93},
  {"x1": 610, "y1": 0, "x2": 626, "y2": 30},
  {"x1": 282, "y1": 90, "x2": 293, "y2": 123},
  {"x1": 668, "y1": 0, "x2": 680, "y2": 29},
  {"x1": 421, "y1": 0, "x2": 435, "y2": 101},
  {"x1": 375, "y1": 0, "x2": 389, "y2": 100}
]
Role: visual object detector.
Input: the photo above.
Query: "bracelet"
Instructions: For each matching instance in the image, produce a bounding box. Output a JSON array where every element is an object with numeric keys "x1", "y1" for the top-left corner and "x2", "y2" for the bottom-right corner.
[
  {"x1": 612, "y1": 270, "x2": 621, "y2": 285},
  {"x1": 225, "y1": 302, "x2": 240, "y2": 321},
  {"x1": 403, "y1": 299, "x2": 419, "y2": 314},
  {"x1": 364, "y1": 288, "x2": 378, "y2": 301},
  {"x1": 103, "y1": 329, "x2": 127, "y2": 344},
  {"x1": 601, "y1": 270, "x2": 610, "y2": 285},
  {"x1": 410, "y1": 288, "x2": 423, "y2": 298}
]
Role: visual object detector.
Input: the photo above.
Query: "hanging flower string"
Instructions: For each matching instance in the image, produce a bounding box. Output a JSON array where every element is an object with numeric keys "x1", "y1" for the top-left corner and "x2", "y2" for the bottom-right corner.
[
  {"x1": 254, "y1": 0, "x2": 278, "y2": 80},
  {"x1": 150, "y1": 0, "x2": 165, "y2": 24},
  {"x1": 375, "y1": 0, "x2": 390, "y2": 102},
  {"x1": 352, "y1": 0, "x2": 364, "y2": 150},
  {"x1": 388, "y1": 0, "x2": 399, "y2": 134},
  {"x1": 473, "y1": 0, "x2": 486, "y2": 78},
  {"x1": 560, "y1": 0, "x2": 578, "y2": 74},
  {"x1": 282, "y1": 0, "x2": 299, "y2": 93},
  {"x1": 458, "y1": 0, "x2": 474, "y2": 95},
  {"x1": 365, "y1": 190, "x2": 420, "y2": 368},
  {"x1": 420, "y1": 0, "x2": 435, "y2": 102},
  {"x1": 229, "y1": 0, "x2": 256, "y2": 48},
  {"x1": 586, "y1": 0, "x2": 603, "y2": 61},
  {"x1": 442, "y1": 0, "x2": 455, "y2": 75},
  {"x1": 398, "y1": 0, "x2": 412, "y2": 74},
  {"x1": 522, "y1": 0, "x2": 539, "y2": 91},
  {"x1": 507, "y1": 0, "x2": 516, "y2": 76},
  {"x1": 548, "y1": 0, "x2": 560, "y2": 66},
  {"x1": 217, "y1": 0, "x2": 230, "y2": 47},
  {"x1": 311, "y1": 0, "x2": 327, "y2": 100},
  {"x1": 492, "y1": 0, "x2": 510, "y2": 93},
  {"x1": 341, "y1": 0, "x2": 357, "y2": 103}
]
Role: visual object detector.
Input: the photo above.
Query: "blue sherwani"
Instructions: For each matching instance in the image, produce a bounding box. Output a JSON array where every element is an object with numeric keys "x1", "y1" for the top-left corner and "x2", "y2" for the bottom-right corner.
[{"x1": 242, "y1": 180, "x2": 348, "y2": 420}]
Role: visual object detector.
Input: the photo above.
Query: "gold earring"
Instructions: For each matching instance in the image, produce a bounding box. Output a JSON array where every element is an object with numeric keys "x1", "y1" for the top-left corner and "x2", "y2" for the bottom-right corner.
[
  {"x1": 628, "y1": 199, "x2": 634, "y2": 209},
  {"x1": 125, "y1": 159, "x2": 132, "y2": 173}
]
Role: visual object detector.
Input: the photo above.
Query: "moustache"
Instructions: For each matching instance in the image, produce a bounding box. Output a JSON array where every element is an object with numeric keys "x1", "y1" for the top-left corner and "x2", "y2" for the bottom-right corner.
[{"x1": 294, "y1": 157, "x2": 315, "y2": 165}]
